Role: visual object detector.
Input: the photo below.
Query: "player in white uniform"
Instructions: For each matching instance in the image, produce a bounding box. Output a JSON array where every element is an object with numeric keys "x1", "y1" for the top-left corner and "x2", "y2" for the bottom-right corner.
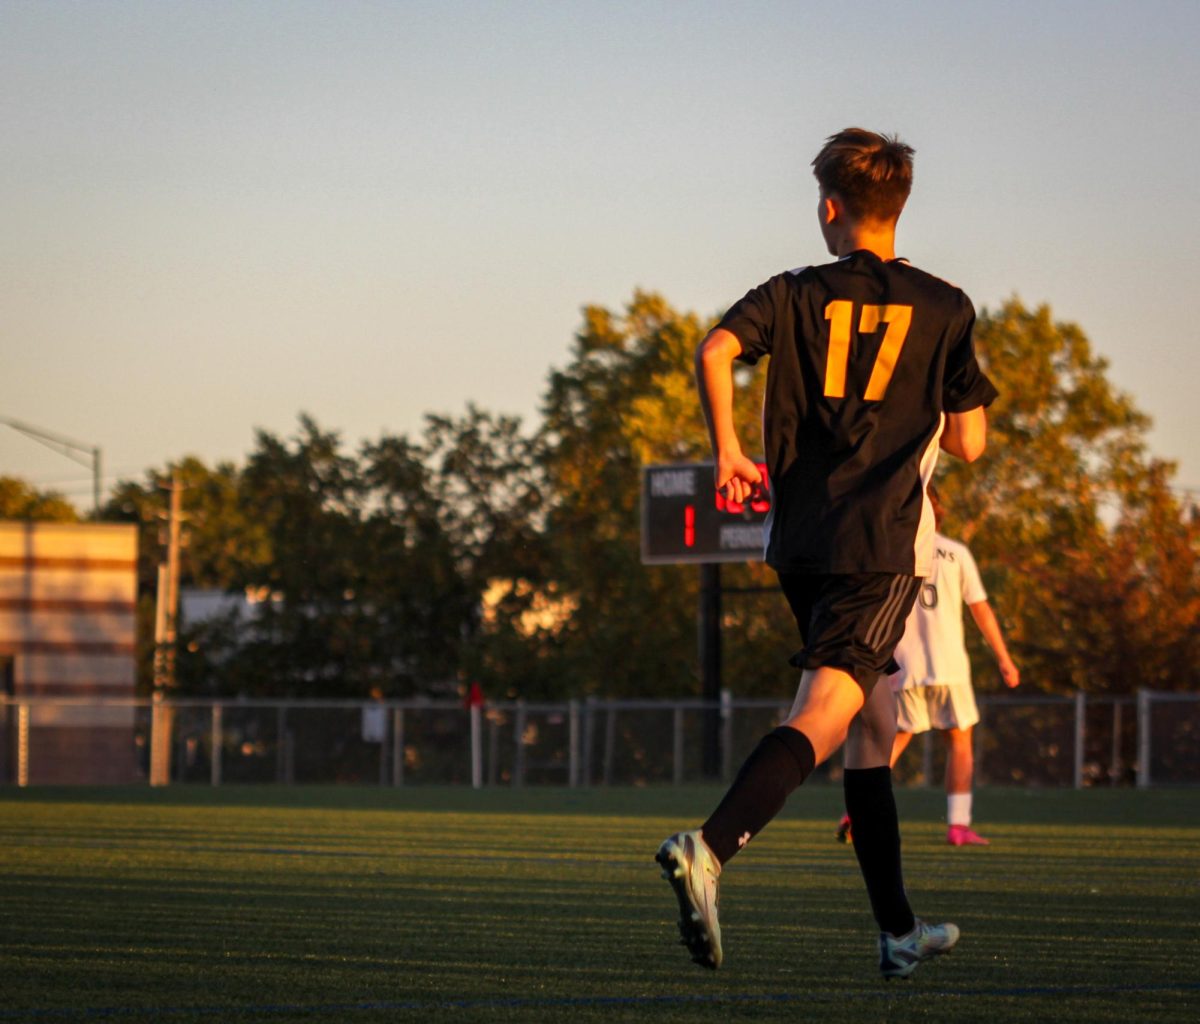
[{"x1": 838, "y1": 484, "x2": 1019, "y2": 845}]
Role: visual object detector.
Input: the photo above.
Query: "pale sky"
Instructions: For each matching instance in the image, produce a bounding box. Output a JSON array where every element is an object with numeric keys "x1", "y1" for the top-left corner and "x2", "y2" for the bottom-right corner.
[{"x1": 3, "y1": 0, "x2": 1198, "y2": 509}]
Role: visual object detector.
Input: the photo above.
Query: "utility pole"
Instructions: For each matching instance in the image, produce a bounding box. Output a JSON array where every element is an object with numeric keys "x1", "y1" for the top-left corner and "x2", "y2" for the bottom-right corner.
[
  {"x1": 0, "y1": 416, "x2": 103, "y2": 517},
  {"x1": 699, "y1": 563, "x2": 722, "y2": 778},
  {"x1": 150, "y1": 470, "x2": 184, "y2": 786}
]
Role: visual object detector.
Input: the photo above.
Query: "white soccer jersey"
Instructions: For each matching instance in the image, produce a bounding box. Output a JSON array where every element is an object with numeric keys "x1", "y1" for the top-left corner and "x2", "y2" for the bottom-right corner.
[{"x1": 890, "y1": 532, "x2": 987, "y2": 689}]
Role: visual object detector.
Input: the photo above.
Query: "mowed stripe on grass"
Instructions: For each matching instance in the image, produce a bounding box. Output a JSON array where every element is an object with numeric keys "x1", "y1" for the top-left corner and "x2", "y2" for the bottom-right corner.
[{"x1": 0, "y1": 786, "x2": 1197, "y2": 1023}]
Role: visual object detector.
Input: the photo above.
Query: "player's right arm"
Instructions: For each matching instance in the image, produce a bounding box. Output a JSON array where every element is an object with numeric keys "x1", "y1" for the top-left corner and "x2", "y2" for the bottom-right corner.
[
  {"x1": 695, "y1": 328, "x2": 762, "y2": 503},
  {"x1": 940, "y1": 406, "x2": 987, "y2": 462},
  {"x1": 967, "y1": 599, "x2": 1020, "y2": 688}
]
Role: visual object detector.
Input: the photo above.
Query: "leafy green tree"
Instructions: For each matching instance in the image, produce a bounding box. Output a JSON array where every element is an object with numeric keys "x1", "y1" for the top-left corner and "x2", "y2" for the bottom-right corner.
[
  {"x1": 104, "y1": 456, "x2": 269, "y2": 694},
  {"x1": 537, "y1": 291, "x2": 794, "y2": 698},
  {"x1": 415, "y1": 405, "x2": 553, "y2": 698},
  {"x1": 0, "y1": 477, "x2": 79, "y2": 521},
  {"x1": 936, "y1": 299, "x2": 1199, "y2": 694}
]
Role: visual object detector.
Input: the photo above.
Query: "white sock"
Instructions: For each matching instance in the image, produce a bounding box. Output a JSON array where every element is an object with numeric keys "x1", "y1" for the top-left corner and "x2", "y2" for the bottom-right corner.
[{"x1": 947, "y1": 792, "x2": 972, "y2": 827}]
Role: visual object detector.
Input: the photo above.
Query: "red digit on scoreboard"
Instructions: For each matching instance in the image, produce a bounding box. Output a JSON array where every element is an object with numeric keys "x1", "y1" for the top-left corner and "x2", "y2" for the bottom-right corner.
[{"x1": 684, "y1": 504, "x2": 695, "y2": 547}]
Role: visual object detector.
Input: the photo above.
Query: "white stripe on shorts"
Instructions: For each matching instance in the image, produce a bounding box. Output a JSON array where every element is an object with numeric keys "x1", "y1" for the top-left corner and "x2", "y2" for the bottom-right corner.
[{"x1": 865, "y1": 576, "x2": 911, "y2": 652}]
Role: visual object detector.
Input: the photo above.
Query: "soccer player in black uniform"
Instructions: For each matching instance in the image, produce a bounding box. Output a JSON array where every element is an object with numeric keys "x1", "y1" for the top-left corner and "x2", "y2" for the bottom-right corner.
[{"x1": 656, "y1": 128, "x2": 997, "y2": 979}]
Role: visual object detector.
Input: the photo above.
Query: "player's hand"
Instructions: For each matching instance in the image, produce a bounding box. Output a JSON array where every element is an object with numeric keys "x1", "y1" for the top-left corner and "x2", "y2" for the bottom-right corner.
[
  {"x1": 715, "y1": 452, "x2": 762, "y2": 506},
  {"x1": 999, "y1": 657, "x2": 1020, "y2": 688}
]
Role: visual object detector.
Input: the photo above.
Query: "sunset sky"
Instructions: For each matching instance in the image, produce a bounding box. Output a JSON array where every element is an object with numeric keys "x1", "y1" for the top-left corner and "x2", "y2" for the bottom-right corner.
[{"x1": 3, "y1": 0, "x2": 1197, "y2": 507}]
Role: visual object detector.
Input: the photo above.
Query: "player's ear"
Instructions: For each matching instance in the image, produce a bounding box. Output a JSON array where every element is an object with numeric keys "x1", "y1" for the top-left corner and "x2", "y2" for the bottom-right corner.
[{"x1": 822, "y1": 195, "x2": 840, "y2": 225}]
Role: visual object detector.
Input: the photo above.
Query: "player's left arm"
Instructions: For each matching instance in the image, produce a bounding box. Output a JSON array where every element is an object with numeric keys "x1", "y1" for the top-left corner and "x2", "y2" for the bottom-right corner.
[
  {"x1": 941, "y1": 295, "x2": 997, "y2": 462},
  {"x1": 940, "y1": 406, "x2": 987, "y2": 462},
  {"x1": 967, "y1": 600, "x2": 1020, "y2": 688}
]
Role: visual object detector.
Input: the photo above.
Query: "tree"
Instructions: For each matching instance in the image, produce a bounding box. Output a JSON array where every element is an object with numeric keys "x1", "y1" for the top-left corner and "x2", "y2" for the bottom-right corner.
[
  {"x1": 414, "y1": 405, "x2": 556, "y2": 697},
  {"x1": 0, "y1": 477, "x2": 78, "y2": 521},
  {"x1": 537, "y1": 291, "x2": 795, "y2": 698},
  {"x1": 937, "y1": 299, "x2": 1199, "y2": 693},
  {"x1": 104, "y1": 456, "x2": 268, "y2": 695}
]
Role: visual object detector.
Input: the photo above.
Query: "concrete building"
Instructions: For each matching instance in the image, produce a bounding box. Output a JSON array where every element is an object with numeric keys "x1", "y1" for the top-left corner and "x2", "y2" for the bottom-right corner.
[{"x1": 0, "y1": 521, "x2": 139, "y2": 784}]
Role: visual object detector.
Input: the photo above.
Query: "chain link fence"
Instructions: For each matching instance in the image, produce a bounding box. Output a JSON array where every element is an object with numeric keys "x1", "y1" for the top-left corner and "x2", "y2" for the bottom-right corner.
[{"x1": 1, "y1": 690, "x2": 1196, "y2": 788}]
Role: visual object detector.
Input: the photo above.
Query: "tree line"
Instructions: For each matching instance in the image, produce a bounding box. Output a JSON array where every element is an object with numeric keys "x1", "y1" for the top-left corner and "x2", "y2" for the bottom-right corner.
[{"x1": 5, "y1": 295, "x2": 1197, "y2": 699}]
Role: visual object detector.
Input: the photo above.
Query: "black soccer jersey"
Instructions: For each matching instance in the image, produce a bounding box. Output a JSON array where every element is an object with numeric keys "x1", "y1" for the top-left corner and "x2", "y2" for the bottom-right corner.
[{"x1": 717, "y1": 250, "x2": 997, "y2": 576}]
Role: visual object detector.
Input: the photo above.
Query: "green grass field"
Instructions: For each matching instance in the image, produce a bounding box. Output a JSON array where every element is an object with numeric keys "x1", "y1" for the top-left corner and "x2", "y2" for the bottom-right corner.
[{"x1": 1, "y1": 784, "x2": 1198, "y2": 1023}]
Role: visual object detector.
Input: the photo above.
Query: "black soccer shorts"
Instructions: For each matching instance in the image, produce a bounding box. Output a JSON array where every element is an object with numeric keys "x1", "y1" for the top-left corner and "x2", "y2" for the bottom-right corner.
[{"x1": 777, "y1": 572, "x2": 922, "y2": 691}]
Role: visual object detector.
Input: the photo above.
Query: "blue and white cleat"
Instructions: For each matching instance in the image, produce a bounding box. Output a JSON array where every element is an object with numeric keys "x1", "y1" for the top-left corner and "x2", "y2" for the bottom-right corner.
[
  {"x1": 879, "y1": 918, "x2": 960, "y2": 979},
  {"x1": 655, "y1": 830, "x2": 723, "y2": 969}
]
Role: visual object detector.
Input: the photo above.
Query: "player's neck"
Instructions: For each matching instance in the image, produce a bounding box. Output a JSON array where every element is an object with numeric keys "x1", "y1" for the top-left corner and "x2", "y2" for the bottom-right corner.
[{"x1": 835, "y1": 222, "x2": 897, "y2": 261}]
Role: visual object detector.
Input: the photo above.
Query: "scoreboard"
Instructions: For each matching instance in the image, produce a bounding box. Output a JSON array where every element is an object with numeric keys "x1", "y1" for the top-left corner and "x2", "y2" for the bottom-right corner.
[{"x1": 640, "y1": 462, "x2": 770, "y2": 565}]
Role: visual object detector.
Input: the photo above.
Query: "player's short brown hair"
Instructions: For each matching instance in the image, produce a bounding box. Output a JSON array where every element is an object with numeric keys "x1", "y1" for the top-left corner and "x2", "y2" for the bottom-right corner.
[{"x1": 811, "y1": 128, "x2": 914, "y2": 223}]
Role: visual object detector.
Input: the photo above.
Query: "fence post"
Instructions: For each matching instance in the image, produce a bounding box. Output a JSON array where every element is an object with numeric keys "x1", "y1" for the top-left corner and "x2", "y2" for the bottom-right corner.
[
  {"x1": 1072, "y1": 691, "x2": 1085, "y2": 790},
  {"x1": 720, "y1": 689, "x2": 734, "y2": 782},
  {"x1": 470, "y1": 703, "x2": 483, "y2": 790},
  {"x1": 16, "y1": 702, "x2": 29, "y2": 788},
  {"x1": 582, "y1": 697, "x2": 598, "y2": 787},
  {"x1": 149, "y1": 692, "x2": 172, "y2": 787},
  {"x1": 568, "y1": 699, "x2": 580, "y2": 788},
  {"x1": 673, "y1": 705, "x2": 684, "y2": 785},
  {"x1": 276, "y1": 706, "x2": 288, "y2": 783},
  {"x1": 391, "y1": 707, "x2": 405, "y2": 787},
  {"x1": 513, "y1": 700, "x2": 527, "y2": 787},
  {"x1": 1110, "y1": 700, "x2": 1123, "y2": 784},
  {"x1": 211, "y1": 703, "x2": 223, "y2": 787},
  {"x1": 487, "y1": 715, "x2": 500, "y2": 785},
  {"x1": 1137, "y1": 688, "x2": 1152, "y2": 789},
  {"x1": 602, "y1": 703, "x2": 617, "y2": 785}
]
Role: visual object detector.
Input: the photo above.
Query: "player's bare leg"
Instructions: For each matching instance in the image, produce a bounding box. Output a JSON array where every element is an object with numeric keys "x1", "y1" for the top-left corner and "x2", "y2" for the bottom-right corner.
[
  {"x1": 890, "y1": 729, "x2": 914, "y2": 765},
  {"x1": 782, "y1": 666, "x2": 863, "y2": 762},
  {"x1": 845, "y1": 677, "x2": 897, "y2": 770},
  {"x1": 944, "y1": 726, "x2": 988, "y2": 845}
]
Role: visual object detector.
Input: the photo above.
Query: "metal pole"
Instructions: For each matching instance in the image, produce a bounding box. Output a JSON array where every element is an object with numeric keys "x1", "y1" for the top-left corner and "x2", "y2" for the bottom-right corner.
[
  {"x1": 391, "y1": 708, "x2": 404, "y2": 787},
  {"x1": 673, "y1": 705, "x2": 684, "y2": 785},
  {"x1": 379, "y1": 715, "x2": 388, "y2": 786},
  {"x1": 582, "y1": 696, "x2": 596, "y2": 787},
  {"x1": 0, "y1": 417, "x2": 103, "y2": 517},
  {"x1": 93, "y1": 446, "x2": 102, "y2": 518},
  {"x1": 1137, "y1": 689, "x2": 1152, "y2": 789},
  {"x1": 1110, "y1": 701, "x2": 1123, "y2": 785},
  {"x1": 210, "y1": 703, "x2": 223, "y2": 787},
  {"x1": 16, "y1": 703, "x2": 29, "y2": 788},
  {"x1": 720, "y1": 689, "x2": 734, "y2": 781},
  {"x1": 567, "y1": 699, "x2": 580, "y2": 788},
  {"x1": 1073, "y1": 691, "x2": 1085, "y2": 790},
  {"x1": 513, "y1": 700, "x2": 527, "y2": 787},
  {"x1": 487, "y1": 717, "x2": 500, "y2": 785},
  {"x1": 603, "y1": 705, "x2": 617, "y2": 785},
  {"x1": 470, "y1": 703, "x2": 483, "y2": 789},
  {"x1": 699, "y1": 563, "x2": 722, "y2": 777},
  {"x1": 276, "y1": 706, "x2": 287, "y2": 783}
]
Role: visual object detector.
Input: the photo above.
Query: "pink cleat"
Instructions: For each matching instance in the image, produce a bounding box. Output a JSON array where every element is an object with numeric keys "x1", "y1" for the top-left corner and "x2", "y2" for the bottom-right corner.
[{"x1": 947, "y1": 824, "x2": 990, "y2": 846}]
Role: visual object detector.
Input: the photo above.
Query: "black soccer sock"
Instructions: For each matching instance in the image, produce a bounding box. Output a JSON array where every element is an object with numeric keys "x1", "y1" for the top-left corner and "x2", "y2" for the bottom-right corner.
[
  {"x1": 843, "y1": 766, "x2": 915, "y2": 937},
  {"x1": 700, "y1": 726, "x2": 816, "y2": 865}
]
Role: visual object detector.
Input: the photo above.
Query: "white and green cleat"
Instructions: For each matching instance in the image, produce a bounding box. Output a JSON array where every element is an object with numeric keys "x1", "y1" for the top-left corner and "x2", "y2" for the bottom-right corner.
[
  {"x1": 655, "y1": 830, "x2": 723, "y2": 969},
  {"x1": 879, "y1": 918, "x2": 960, "y2": 979}
]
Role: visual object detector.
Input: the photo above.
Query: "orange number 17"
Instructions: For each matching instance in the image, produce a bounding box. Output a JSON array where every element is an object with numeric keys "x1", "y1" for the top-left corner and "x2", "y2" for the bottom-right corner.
[{"x1": 822, "y1": 301, "x2": 913, "y2": 401}]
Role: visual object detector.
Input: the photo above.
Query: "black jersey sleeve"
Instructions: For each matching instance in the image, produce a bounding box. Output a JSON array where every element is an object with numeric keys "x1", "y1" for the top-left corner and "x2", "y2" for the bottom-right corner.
[
  {"x1": 716, "y1": 275, "x2": 784, "y2": 366},
  {"x1": 942, "y1": 299, "x2": 998, "y2": 412}
]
